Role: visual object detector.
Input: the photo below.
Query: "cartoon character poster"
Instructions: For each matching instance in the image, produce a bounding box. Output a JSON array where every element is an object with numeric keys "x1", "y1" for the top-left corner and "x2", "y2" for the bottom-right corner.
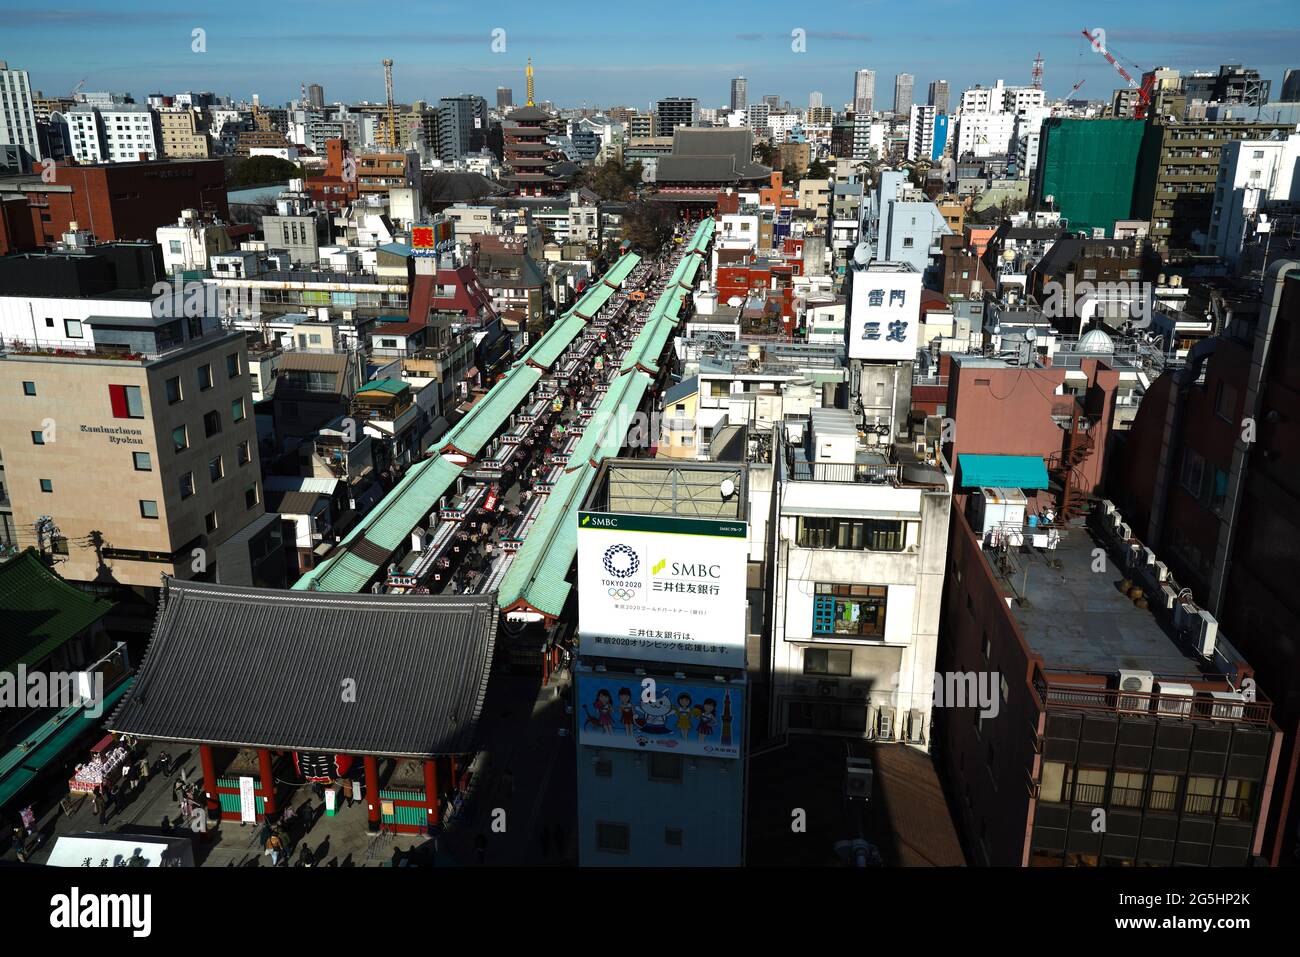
[{"x1": 577, "y1": 674, "x2": 742, "y2": 759}]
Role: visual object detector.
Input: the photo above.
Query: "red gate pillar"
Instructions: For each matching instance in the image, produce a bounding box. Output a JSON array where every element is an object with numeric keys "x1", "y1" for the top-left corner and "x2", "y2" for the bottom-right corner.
[
  {"x1": 364, "y1": 755, "x2": 381, "y2": 832},
  {"x1": 257, "y1": 749, "x2": 276, "y2": 817},
  {"x1": 199, "y1": 744, "x2": 221, "y2": 816},
  {"x1": 423, "y1": 758, "x2": 439, "y2": 831}
]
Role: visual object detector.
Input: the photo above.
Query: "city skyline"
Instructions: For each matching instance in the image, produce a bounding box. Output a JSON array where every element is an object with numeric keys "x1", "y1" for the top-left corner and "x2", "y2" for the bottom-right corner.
[{"x1": 4, "y1": 1, "x2": 1298, "y2": 109}]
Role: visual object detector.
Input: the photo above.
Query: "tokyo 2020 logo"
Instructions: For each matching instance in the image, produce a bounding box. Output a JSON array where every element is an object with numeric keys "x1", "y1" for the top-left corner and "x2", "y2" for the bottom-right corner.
[{"x1": 602, "y1": 544, "x2": 639, "y2": 578}]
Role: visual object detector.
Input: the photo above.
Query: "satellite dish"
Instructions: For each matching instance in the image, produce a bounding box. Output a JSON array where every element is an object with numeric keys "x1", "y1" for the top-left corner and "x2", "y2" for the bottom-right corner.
[
  {"x1": 1025, "y1": 327, "x2": 1037, "y2": 342},
  {"x1": 720, "y1": 478, "x2": 737, "y2": 499}
]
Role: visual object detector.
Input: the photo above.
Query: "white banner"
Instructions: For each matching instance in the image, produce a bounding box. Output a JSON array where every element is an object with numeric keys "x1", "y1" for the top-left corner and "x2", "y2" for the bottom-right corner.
[{"x1": 238, "y1": 776, "x2": 257, "y2": 824}]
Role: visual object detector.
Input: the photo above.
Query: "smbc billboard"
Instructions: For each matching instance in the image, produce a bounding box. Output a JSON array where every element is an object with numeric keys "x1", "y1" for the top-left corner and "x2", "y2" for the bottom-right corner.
[{"x1": 577, "y1": 511, "x2": 748, "y2": 668}]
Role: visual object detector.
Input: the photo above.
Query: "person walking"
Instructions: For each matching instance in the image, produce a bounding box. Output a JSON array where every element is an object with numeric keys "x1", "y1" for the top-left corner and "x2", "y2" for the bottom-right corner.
[
  {"x1": 89, "y1": 787, "x2": 101, "y2": 820},
  {"x1": 341, "y1": 777, "x2": 354, "y2": 809},
  {"x1": 138, "y1": 758, "x2": 150, "y2": 786},
  {"x1": 266, "y1": 831, "x2": 283, "y2": 867},
  {"x1": 156, "y1": 751, "x2": 172, "y2": 777}
]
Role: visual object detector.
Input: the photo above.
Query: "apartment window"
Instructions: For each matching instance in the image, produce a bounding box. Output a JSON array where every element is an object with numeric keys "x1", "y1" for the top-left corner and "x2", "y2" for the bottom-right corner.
[
  {"x1": 1179, "y1": 447, "x2": 1206, "y2": 500},
  {"x1": 237, "y1": 440, "x2": 251, "y2": 467},
  {"x1": 803, "y1": 647, "x2": 853, "y2": 676},
  {"x1": 646, "y1": 753, "x2": 684, "y2": 784},
  {"x1": 709, "y1": 381, "x2": 729, "y2": 398},
  {"x1": 31, "y1": 430, "x2": 45, "y2": 445},
  {"x1": 172, "y1": 424, "x2": 189, "y2": 453},
  {"x1": 139, "y1": 499, "x2": 159, "y2": 519},
  {"x1": 1067, "y1": 767, "x2": 1108, "y2": 805},
  {"x1": 197, "y1": 364, "x2": 213, "y2": 392},
  {"x1": 1184, "y1": 776, "x2": 1221, "y2": 816},
  {"x1": 22, "y1": 381, "x2": 36, "y2": 396},
  {"x1": 1111, "y1": 771, "x2": 1146, "y2": 808},
  {"x1": 812, "y1": 584, "x2": 887, "y2": 639},
  {"x1": 1148, "y1": 774, "x2": 1180, "y2": 813},
  {"x1": 902, "y1": 237, "x2": 914, "y2": 248},
  {"x1": 179, "y1": 472, "x2": 194, "y2": 499},
  {"x1": 665, "y1": 828, "x2": 684, "y2": 848},
  {"x1": 108, "y1": 384, "x2": 145, "y2": 419},
  {"x1": 226, "y1": 352, "x2": 241, "y2": 378},
  {"x1": 596, "y1": 821, "x2": 630, "y2": 853},
  {"x1": 203, "y1": 410, "x2": 222, "y2": 437},
  {"x1": 796, "y1": 516, "x2": 904, "y2": 551},
  {"x1": 245, "y1": 484, "x2": 259, "y2": 509},
  {"x1": 204, "y1": 511, "x2": 218, "y2": 534},
  {"x1": 231, "y1": 397, "x2": 245, "y2": 423},
  {"x1": 1040, "y1": 761, "x2": 1067, "y2": 803},
  {"x1": 40, "y1": 479, "x2": 53, "y2": 493},
  {"x1": 164, "y1": 375, "x2": 184, "y2": 404},
  {"x1": 1213, "y1": 380, "x2": 1238, "y2": 422},
  {"x1": 208, "y1": 455, "x2": 224, "y2": 483},
  {"x1": 1220, "y1": 779, "x2": 1255, "y2": 821},
  {"x1": 133, "y1": 451, "x2": 152, "y2": 471}
]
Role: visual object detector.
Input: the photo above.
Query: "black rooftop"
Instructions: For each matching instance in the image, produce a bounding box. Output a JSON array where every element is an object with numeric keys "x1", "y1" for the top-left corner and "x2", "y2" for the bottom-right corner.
[{"x1": 110, "y1": 579, "x2": 498, "y2": 757}]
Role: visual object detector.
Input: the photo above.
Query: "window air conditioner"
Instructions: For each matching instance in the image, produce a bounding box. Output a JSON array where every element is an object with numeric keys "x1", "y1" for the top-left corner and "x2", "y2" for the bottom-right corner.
[
  {"x1": 1155, "y1": 681, "x2": 1194, "y2": 717},
  {"x1": 1208, "y1": 690, "x2": 1245, "y2": 720},
  {"x1": 877, "y1": 708, "x2": 895, "y2": 741},
  {"x1": 1117, "y1": 669, "x2": 1154, "y2": 712}
]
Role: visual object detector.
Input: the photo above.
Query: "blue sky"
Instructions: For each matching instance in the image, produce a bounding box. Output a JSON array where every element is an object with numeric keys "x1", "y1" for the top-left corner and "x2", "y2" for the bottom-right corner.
[{"x1": 3, "y1": 0, "x2": 1297, "y2": 109}]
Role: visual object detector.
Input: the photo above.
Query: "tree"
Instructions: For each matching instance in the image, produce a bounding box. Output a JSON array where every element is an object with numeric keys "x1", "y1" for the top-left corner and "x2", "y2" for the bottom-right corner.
[
  {"x1": 572, "y1": 159, "x2": 641, "y2": 202},
  {"x1": 226, "y1": 155, "x2": 307, "y2": 188},
  {"x1": 621, "y1": 200, "x2": 674, "y2": 252},
  {"x1": 754, "y1": 142, "x2": 777, "y2": 168},
  {"x1": 807, "y1": 158, "x2": 831, "y2": 180},
  {"x1": 782, "y1": 163, "x2": 799, "y2": 184}
]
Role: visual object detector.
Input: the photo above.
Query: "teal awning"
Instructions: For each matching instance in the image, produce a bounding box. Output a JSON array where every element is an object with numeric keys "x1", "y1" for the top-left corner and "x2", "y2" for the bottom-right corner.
[{"x1": 958, "y1": 454, "x2": 1049, "y2": 490}]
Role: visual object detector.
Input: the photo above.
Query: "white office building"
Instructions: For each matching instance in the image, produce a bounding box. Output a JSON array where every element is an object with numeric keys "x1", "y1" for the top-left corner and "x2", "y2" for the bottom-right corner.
[
  {"x1": 67, "y1": 103, "x2": 161, "y2": 163},
  {"x1": 0, "y1": 61, "x2": 41, "y2": 171},
  {"x1": 1208, "y1": 131, "x2": 1300, "y2": 267}
]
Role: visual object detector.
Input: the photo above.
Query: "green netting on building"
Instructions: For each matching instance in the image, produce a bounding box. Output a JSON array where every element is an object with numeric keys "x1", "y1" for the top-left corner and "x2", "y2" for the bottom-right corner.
[{"x1": 1035, "y1": 118, "x2": 1147, "y2": 236}]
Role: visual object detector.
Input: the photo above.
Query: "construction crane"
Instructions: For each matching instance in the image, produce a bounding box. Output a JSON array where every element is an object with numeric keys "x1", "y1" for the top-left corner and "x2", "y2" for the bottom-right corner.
[
  {"x1": 69, "y1": 77, "x2": 86, "y2": 100},
  {"x1": 1068, "y1": 78, "x2": 1087, "y2": 99},
  {"x1": 1081, "y1": 28, "x2": 1151, "y2": 118},
  {"x1": 382, "y1": 58, "x2": 396, "y2": 149}
]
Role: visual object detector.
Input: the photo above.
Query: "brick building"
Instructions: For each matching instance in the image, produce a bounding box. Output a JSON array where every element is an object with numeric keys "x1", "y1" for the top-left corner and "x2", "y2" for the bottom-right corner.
[{"x1": 0, "y1": 159, "x2": 228, "y2": 253}]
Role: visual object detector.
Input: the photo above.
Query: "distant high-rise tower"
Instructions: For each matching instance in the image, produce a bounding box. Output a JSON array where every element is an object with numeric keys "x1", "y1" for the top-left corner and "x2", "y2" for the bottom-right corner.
[
  {"x1": 655, "y1": 97, "x2": 698, "y2": 136},
  {"x1": 853, "y1": 69, "x2": 875, "y2": 115},
  {"x1": 809, "y1": 91, "x2": 823, "y2": 109},
  {"x1": 496, "y1": 86, "x2": 513, "y2": 109},
  {"x1": 0, "y1": 61, "x2": 41, "y2": 170},
  {"x1": 307, "y1": 83, "x2": 324, "y2": 109},
  {"x1": 1031, "y1": 53, "x2": 1044, "y2": 90},
  {"x1": 730, "y1": 76, "x2": 747, "y2": 112},
  {"x1": 927, "y1": 80, "x2": 950, "y2": 115},
  {"x1": 526, "y1": 58, "x2": 535, "y2": 106},
  {"x1": 894, "y1": 73, "x2": 914, "y2": 115}
]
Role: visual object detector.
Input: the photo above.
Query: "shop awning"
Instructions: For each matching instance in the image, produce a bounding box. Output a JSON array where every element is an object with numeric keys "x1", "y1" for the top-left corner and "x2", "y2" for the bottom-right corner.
[{"x1": 957, "y1": 454, "x2": 1049, "y2": 490}]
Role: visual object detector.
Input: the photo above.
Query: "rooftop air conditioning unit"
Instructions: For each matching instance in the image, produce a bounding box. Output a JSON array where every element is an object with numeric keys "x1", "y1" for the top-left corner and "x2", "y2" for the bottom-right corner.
[
  {"x1": 1118, "y1": 522, "x2": 1132, "y2": 541},
  {"x1": 791, "y1": 680, "x2": 814, "y2": 696},
  {"x1": 1153, "y1": 561, "x2": 1169, "y2": 583},
  {"x1": 1195, "y1": 609, "x2": 1219, "y2": 659},
  {"x1": 907, "y1": 709, "x2": 925, "y2": 744},
  {"x1": 1117, "y1": 669, "x2": 1155, "y2": 711},
  {"x1": 1155, "y1": 681, "x2": 1194, "y2": 717},
  {"x1": 1208, "y1": 690, "x2": 1246, "y2": 721},
  {"x1": 818, "y1": 679, "x2": 839, "y2": 698},
  {"x1": 844, "y1": 757, "x2": 874, "y2": 801},
  {"x1": 876, "y1": 707, "x2": 895, "y2": 741}
]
